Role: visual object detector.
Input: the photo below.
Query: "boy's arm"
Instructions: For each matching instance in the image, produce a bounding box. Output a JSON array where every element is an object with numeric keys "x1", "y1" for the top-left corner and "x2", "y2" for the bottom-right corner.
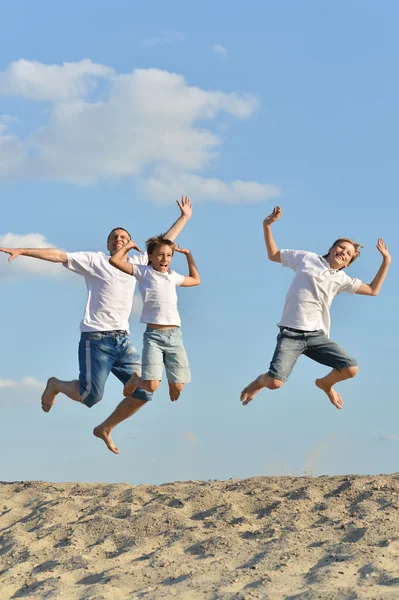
[
  {"x1": 356, "y1": 238, "x2": 391, "y2": 296},
  {"x1": 263, "y1": 206, "x2": 282, "y2": 263},
  {"x1": 164, "y1": 196, "x2": 192, "y2": 242},
  {"x1": 0, "y1": 247, "x2": 67, "y2": 263},
  {"x1": 109, "y1": 241, "x2": 141, "y2": 275},
  {"x1": 175, "y1": 245, "x2": 200, "y2": 287}
]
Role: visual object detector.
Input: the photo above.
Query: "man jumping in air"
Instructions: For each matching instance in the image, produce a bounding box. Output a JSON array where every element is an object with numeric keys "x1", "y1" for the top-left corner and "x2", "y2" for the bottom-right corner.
[{"x1": 0, "y1": 197, "x2": 192, "y2": 454}]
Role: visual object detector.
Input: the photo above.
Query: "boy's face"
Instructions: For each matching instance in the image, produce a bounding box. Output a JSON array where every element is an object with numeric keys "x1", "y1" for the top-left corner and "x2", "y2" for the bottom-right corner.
[
  {"x1": 150, "y1": 244, "x2": 174, "y2": 273},
  {"x1": 327, "y1": 241, "x2": 356, "y2": 269},
  {"x1": 107, "y1": 229, "x2": 131, "y2": 256}
]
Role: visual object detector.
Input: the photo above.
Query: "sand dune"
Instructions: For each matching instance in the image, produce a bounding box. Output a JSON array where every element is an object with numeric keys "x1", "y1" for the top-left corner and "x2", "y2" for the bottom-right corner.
[{"x1": 1, "y1": 474, "x2": 399, "y2": 599}]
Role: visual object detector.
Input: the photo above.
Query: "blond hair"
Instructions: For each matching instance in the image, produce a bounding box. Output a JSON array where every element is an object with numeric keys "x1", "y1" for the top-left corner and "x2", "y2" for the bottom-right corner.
[{"x1": 326, "y1": 238, "x2": 363, "y2": 266}]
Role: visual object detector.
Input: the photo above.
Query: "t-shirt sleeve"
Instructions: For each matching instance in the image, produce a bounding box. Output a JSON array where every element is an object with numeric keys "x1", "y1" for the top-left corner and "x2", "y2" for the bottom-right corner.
[
  {"x1": 131, "y1": 252, "x2": 148, "y2": 266},
  {"x1": 280, "y1": 249, "x2": 308, "y2": 271},
  {"x1": 169, "y1": 270, "x2": 185, "y2": 286},
  {"x1": 131, "y1": 263, "x2": 144, "y2": 280},
  {"x1": 63, "y1": 252, "x2": 94, "y2": 276},
  {"x1": 338, "y1": 273, "x2": 362, "y2": 294}
]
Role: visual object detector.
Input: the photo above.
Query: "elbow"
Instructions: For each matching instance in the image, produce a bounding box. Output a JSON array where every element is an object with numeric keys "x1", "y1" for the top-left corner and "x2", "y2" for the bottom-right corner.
[
  {"x1": 109, "y1": 257, "x2": 117, "y2": 268},
  {"x1": 195, "y1": 278, "x2": 201, "y2": 286},
  {"x1": 268, "y1": 254, "x2": 278, "y2": 263}
]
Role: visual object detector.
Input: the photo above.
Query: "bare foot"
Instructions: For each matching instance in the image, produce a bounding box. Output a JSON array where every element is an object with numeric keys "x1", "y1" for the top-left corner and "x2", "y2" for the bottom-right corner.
[
  {"x1": 315, "y1": 379, "x2": 344, "y2": 409},
  {"x1": 41, "y1": 377, "x2": 59, "y2": 413},
  {"x1": 93, "y1": 425, "x2": 120, "y2": 454},
  {"x1": 123, "y1": 372, "x2": 140, "y2": 397},
  {"x1": 169, "y1": 384, "x2": 183, "y2": 402},
  {"x1": 240, "y1": 374, "x2": 268, "y2": 406}
]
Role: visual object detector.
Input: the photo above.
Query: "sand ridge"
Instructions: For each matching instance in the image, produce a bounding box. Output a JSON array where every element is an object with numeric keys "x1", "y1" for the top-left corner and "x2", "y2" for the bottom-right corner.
[{"x1": 1, "y1": 474, "x2": 399, "y2": 599}]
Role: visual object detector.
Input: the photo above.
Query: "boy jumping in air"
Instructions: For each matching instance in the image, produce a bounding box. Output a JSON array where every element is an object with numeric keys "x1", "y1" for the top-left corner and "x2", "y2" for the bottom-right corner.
[
  {"x1": 241, "y1": 206, "x2": 391, "y2": 409},
  {"x1": 110, "y1": 235, "x2": 200, "y2": 402}
]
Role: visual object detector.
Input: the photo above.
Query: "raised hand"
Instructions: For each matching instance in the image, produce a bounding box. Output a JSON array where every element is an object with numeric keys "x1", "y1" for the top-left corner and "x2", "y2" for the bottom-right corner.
[
  {"x1": 0, "y1": 247, "x2": 22, "y2": 262},
  {"x1": 263, "y1": 206, "x2": 282, "y2": 226},
  {"x1": 376, "y1": 238, "x2": 391, "y2": 262},
  {"x1": 175, "y1": 244, "x2": 191, "y2": 255},
  {"x1": 176, "y1": 196, "x2": 192, "y2": 220},
  {"x1": 126, "y1": 240, "x2": 142, "y2": 252}
]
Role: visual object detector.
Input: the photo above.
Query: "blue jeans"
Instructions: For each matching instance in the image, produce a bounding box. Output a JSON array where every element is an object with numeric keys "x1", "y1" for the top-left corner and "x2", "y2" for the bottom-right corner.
[
  {"x1": 268, "y1": 327, "x2": 358, "y2": 383},
  {"x1": 142, "y1": 327, "x2": 191, "y2": 383},
  {"x1": 78, "y1": 331, "x2": 152, "y2": 407}
]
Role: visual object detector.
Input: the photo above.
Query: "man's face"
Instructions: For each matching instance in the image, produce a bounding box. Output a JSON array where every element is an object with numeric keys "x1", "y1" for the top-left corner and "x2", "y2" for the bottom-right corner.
[
  {"x1": 149, "y1": 244, "x2": 174, "y2": 273},
  {"x1": 327, "y1": 241, "x2": 356, "y2": 269},
  {"x1": 107, "y1": 229, "x2": 131, "y2": 256}
]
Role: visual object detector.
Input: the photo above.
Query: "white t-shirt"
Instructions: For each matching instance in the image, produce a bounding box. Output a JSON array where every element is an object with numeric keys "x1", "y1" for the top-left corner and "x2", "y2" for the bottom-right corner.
[
  {"x1": 132, "y1": 264, "x2": 185, "y2": 326},
  {"x1": 278, "y1": 250, "x2": 362, "y2": 336},
  {"x1": 64, "y1": 251, "x2": 148, "y2": 332}
]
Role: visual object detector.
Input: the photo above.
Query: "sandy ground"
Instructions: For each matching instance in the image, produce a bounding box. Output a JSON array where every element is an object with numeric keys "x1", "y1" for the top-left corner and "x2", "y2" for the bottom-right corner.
[{"x1": 1, "y1": 475, "x2": 399, "y2": 599}]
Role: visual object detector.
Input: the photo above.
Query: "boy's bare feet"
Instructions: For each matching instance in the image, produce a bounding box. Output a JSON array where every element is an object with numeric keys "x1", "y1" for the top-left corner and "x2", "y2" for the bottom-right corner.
[
  {"x1": 41, "y1": 377, "x2": 59, "y2": 413},
  {"x1": 240, "y1": 374, "x2": 268, "y2": 406},
  {"x1": 315, "y1": 379, "x2": 344, "y2": 409},
  {"x1": 168, "y1": 383, "x2": 184, "y2": 402},
  {"x1": 123, "y1": 372, "x2": 140, "y2": 397},
  {"x1": 93, "y1": 425, "x2": 120, "y2": 454}
]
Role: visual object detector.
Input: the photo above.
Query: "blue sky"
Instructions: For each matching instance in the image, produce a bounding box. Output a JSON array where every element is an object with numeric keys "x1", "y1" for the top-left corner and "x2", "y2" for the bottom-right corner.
[{"x1": 1, "y1": 0, "x2": 399, "y2": 484}]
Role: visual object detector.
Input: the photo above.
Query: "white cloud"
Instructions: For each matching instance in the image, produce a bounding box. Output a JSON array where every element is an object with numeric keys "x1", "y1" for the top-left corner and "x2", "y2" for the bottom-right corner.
[
  {"x1": 0, "y1": 59, "x2": 113, "y2": 101},
  {"x1": 211, "y1": 44, "x2": 230, "y2": 59},
  {"x1": 0, "y1": 60, "x2": 280, "y2": 203},
  {"x1": 141, "y1": 168, "x2": 280, "y2": 203},
  {"x1": 0, "y1": 233, "x2": 67, "y2": 278},
  {"x1": 378, "y1": 434, "x2": 399, "y2": 442},
  {"x1": 141, "y1": 30, "x2": 186, "y2": 47},
  {"x1": 0, "y1": 377, "x2": 43, "y2": 389}
]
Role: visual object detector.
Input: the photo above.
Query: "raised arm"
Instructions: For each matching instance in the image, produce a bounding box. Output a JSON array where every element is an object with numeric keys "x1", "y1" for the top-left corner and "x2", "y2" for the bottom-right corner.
[
  {"x1": 356, "y1": 238, "x2": 391, "y2": 296},
  {"x1": 164, "y1": 196, "x2": 192, "y2": 242},
  {"x1": 263, "y1": 206, "x2": 282, "y2": 263},
  {"x1": 109, "y1": 240, "x2": 141, "y2": 275},
  {"x1": 0, "y1": 247, "x2": 67, "y2": 263},
  {"x1": 175, "y1": 245, "x2": 200, "y2": 287}
]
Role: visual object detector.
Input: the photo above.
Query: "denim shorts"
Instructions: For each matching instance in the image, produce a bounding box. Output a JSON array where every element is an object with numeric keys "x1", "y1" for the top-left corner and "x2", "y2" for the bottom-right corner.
[
  {"x1": 268, "y1": 327, "x2": 358, "y2": 383},
  {"x1": 78, "y1": 331, "x2": 153, "y2": 407},
  {"x1": 141, "y1": 326, "x2": 191, "y2": 383}
]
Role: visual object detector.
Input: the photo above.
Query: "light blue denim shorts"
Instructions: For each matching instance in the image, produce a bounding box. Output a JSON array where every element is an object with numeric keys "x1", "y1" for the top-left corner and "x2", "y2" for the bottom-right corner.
[
  {"x1": 268, "y1": 327, "x2": 358, "y2": 383},
  {"x1": 78, "y1": 331, "x2": 152, "y2": 407},
  {"x1": 141, "y1": 326, "x2": 191, "y2": 383}
]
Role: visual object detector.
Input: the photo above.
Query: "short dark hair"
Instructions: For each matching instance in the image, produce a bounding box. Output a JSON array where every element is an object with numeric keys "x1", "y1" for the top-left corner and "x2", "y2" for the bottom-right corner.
[
  {"x1": 107, "y1": 227, "x2": 131, "y2": 244},
  {"x1": 146, "y1": 234, "x2": 175, "y2": 260}
]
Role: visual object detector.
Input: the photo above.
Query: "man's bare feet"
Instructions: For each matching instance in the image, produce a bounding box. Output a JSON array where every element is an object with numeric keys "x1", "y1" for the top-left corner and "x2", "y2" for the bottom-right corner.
[
  {"x1": 315, "y1": 379, "x2": 344, "y2": 409},
  {"x1": 240, "y1": 374, "x2": 268, "y2": 406},
  {"x1": 93, "y1": 425, "x2": 120, "y2": 454},
  {"x1": 41, "y1": 377, "x2": 59, "y2": 413},
  {"x1": 123, "y1": 372, "x2": 140, "y2": 397}
]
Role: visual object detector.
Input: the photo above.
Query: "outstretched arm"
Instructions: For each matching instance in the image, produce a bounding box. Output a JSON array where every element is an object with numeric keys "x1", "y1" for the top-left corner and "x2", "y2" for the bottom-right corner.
[
  {"x1": 164, "y1": 196, "x2": 192, "y2": 242},
  {"x1": 356, "y1": 238, "x2": 391, "y2": 296},
  {"x1": 0, "y1": 247, "x2": 67, "y2": 263},
  {"x1": 263, "y1": 206, "x2": 282, "y2": 263},
  {"x1": 175, "y1": 245, "x2": 200, "y2": 287},
  {"x1": 109, "y1": 240, "x2": 141, "y2": 275}
]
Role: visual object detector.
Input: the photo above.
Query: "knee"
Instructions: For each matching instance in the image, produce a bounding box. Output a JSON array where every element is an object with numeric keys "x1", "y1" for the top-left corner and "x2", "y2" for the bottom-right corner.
[
  {"x1": 267, "y1": 378, "x2": 285, "y2": 391},
  {"x1": 143, "y1": 380, "x2": 160, "y2": 393},
  {"x1": 170, "y1": 383, "x2": 184, "y2": 392},
  {"x1": 345, "y1": 365, "x2": 358, "y2": 379}
]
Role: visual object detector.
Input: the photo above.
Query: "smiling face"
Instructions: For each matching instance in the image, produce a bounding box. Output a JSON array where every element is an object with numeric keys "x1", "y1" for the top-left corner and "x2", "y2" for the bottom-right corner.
[
  {"x1": 149, "y1": 244, "x2": 174, "y2": 273},
  {"x1": 326, "y1": 240, "x2": 356, "y2": 269},
  {"x1": 107, "y1": 228, "x2": 131, "y2": 256}
]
